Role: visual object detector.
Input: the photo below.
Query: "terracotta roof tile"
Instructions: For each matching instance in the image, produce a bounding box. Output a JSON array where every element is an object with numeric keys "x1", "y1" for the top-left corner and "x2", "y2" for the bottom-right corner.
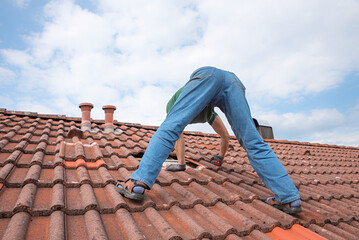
[
  {"x1": 308, "y1": 221, "x2": 359, "y2": 240},
  {"x1": 51, "y1": 183, "x2": 65, "y2": 211},
  {"x1": 267, "y1": 224, "x2": 327, "y2": 240},
  {"x1": 66, "y1": 214, "x2": 89, "y2": 239},
  {"x1": 1, "y1": 212, "x2": 31, "y2": 239},
  {"x1": 1, "y1": 108, "x2": 359, "y2": 239}
]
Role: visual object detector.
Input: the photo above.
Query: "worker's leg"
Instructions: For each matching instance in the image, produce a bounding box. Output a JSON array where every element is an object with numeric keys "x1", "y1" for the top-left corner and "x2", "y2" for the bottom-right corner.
[
  {"x1": 218, "y1": 71, "x2": 300, "y2": 203},
  {"x1": 166, "y1": 133, "x2": 186, "y2": 171},
  {"x1": 130, "y1": 67, "x2": 224, "y2": 188},
  {"x1": 175, "y1": 133, "x2": 186, "y2": 165},
  {"x1": 210, "y1": 116, "x2": 230, "y2": 158}
]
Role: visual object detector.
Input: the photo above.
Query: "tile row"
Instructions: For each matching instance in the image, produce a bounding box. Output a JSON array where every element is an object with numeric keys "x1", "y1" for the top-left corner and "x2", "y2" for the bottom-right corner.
[
  {"x1": 290, "y1": 172, "x2": 359, "y2": 186},
  {"x1": 1, "y1": 199, "x2": 358, "y2": 240},
  {"x1": 1, "y1": 172, "x2": 358, "y2": 220},
  {"x1": 284, "y1": 165, "x2": 359, "y2": 174},
  {"x1": 0, "y1": 149, "x2": 141, "y2": 170},
  {"x1": 0, "y1": 129, "x2": 152, "y2": 152},
  {"x1": 0, "y1": 181, "x2": 273, "y2": 218},
  {"x1": 2, "y1": 159, "x2": 357, "y2": 192},
  {"x1": 0, "y1": 163, "x2": 261, "y2": 189},
  {"x1": 0, "y1": 139, "x2": 144, "y2": 167},
  {"x1": 0, "y1": 116, "x2": 155, "y2": 139},
  {"x1": 266, "y1": 222, "x2": 359, "y2": 240},
  {"x1": 2, "y1": 114, "x2": 359, "y2": 154},
  {"x1": 308, "y1": 221, "x2": 359, "y2": 240},
  {"x1": 3, "y1": 122, "x2": 357, "y2": 173}
]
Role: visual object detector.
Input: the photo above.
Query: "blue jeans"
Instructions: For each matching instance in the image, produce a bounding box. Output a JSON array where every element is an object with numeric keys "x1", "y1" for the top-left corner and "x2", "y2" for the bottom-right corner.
[{"x1": 131, "y1": 67, "x2": 300, "y2": 203}]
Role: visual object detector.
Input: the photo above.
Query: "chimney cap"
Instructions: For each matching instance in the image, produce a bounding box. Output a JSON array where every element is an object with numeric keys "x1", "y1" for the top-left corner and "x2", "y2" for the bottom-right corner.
[
  {"x1": 102, "y1": 105, "x2": 116, "y2": 110},
  {"x1": 253, "y1": 118, "x2": 271, "y2": 127},
  {"x1": 79, "y1": 103, "x2": 94, "y2": 109}
]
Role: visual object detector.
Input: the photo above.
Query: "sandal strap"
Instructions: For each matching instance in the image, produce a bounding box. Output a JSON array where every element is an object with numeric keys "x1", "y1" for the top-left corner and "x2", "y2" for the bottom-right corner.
[
  {"x1": 267, "y1": 197, "x2": 292, "y2": 208},
  {"x1": 133, "y1": 180, "x2": 150, "y2": 190},
  {"x1": 117, "y1": 179, "x2": 149, "y2": 191}
]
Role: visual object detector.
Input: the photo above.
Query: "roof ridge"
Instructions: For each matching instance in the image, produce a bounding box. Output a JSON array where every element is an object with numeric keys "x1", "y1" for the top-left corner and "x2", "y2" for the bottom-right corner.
[{"x1": 265, "y1": 139, "x2": 359, "y2": 150}]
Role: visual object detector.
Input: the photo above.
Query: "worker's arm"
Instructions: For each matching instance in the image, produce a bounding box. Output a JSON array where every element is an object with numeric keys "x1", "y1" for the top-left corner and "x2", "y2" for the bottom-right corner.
[
  {"x1": 211, "y1": 116, "x2": 230, "y2": 158},
  {"x1": 174, "y1": 133, "x2": 186, "y2": 164}
]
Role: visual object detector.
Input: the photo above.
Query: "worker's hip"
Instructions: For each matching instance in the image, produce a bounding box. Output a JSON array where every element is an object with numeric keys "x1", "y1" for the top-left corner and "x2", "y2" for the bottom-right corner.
[
  {"x1": 188, "y1": 67, "x2": 245, "y2": 90},
  {"x1": 189, "y1": 66, "x2": 216, "y2": 80},
  {"x1": 223, "y1": 70, "x2": 246, "y2": 93},
  {"x1": 186, "y1": 66, "x2": 225, "y2": 88}
]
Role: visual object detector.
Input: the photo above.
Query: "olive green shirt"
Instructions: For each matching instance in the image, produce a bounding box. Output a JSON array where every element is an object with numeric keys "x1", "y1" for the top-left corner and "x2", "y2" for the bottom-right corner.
[{"x1": 166, "y1": 87, "x2": 218, "y2": 125}]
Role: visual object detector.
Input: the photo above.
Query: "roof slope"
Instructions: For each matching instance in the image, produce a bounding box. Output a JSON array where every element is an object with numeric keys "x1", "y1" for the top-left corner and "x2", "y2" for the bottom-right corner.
[{"x1": 0, "y1": 108, "x2": 359, "y2": 240}]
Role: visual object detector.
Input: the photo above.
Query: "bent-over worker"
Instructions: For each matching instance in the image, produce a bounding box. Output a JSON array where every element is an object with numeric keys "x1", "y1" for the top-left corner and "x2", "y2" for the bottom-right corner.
[{"x1": 117, "y1": 66, "x2": 302, "y2": 214}]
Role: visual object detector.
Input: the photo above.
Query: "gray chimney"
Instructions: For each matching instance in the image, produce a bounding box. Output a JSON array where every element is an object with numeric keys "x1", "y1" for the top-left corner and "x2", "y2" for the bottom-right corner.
[{"x1": 253, "y1": 118, "x2": 274, "y2": 139}]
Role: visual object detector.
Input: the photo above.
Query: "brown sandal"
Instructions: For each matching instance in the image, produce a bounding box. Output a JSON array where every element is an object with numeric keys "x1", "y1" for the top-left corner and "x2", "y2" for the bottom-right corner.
[
  {"x1": 266, "y1": 197, "x2": 302, "y2": 214},
  {"x1": 116, "y1": 179, "x2": 148, "y2": 201}
]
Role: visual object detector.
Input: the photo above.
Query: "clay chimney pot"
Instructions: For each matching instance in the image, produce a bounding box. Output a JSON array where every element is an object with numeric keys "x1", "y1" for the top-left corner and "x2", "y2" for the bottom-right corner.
[
  {"x1": 102, "y1": 105, "x2": 116, "y2": 133},
  {"x1": 79, "y1": 103, "x2": 93, "y2": 131}
]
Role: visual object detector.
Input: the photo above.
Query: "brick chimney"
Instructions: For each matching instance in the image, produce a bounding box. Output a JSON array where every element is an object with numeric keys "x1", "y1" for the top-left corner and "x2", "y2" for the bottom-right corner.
[
  {"x1": 102, "y1": 105, "x2": 116, "y2": 134},
  {"x1": 79, "y1": 103, "x2": 93, "y2": 132}
]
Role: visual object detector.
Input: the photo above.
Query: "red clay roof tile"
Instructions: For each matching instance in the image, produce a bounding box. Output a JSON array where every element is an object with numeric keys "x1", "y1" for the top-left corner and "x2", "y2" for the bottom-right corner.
[
  {"x1": 1, "y1": 212, "x2": 31, "y2": 239},
  {"x1": 267, "y1": 224, "x2": 327, "y2": 240},
  {"x1": 1, "y1": 108, "x2": 359, "y2": 239}
]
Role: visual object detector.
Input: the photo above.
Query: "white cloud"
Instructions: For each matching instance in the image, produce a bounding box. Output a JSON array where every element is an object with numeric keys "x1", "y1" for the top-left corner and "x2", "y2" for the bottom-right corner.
[
  {"x1": 1, "y1": 0, "x2": 206, "y2": 117},
  {"x1": 16, "y1": 99, "x2": 54, "y2": 114},
  {"x1": 32, "y1": 0, "x2": 114, "y2": 60},
  {"x1": 257, "y1": 108, "x2": 359, "y2": 147},
  {"x1": 1, "y1": 0, "x2": 359, "y2": 146},
  {"x1": 1, "y1": 49, "x2": 32, "y2": 66},
  {"x1": 311, "y1": 130, "x2": 359, "y2": 147},
  {"x1": 0, "y1": 95, "x2": 14, "y2": 107},
  {"x1": 4, "y1": 0, "x2": 359, "y2": 96},
  {"x1": 14, "y1": 0, "x2": 31, "y2": 8},
  {"x1": 117, "y1": 85, "x2": 175, "y2": 125},
  {"x1": 0, "y1": 67, "x2": 16, "y2": 84},
  {"x1": 196, "y1": 1, "x2": 359, "y2": 101},
  {"x1": 260, "y1": 109, "x2": 346, "y2": 134}
]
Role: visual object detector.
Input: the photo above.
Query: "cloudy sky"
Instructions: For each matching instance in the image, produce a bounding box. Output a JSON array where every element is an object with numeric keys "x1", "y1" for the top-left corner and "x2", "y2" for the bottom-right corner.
[{"x1": 1, "y1": 0, "x2": 359, "y2": 147}]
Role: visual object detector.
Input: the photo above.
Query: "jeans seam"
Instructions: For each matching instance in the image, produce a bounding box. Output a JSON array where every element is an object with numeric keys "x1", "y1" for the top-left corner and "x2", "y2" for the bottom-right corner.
[{"x1": 249, "y1": 157, "x2": 274, "y2": 191}]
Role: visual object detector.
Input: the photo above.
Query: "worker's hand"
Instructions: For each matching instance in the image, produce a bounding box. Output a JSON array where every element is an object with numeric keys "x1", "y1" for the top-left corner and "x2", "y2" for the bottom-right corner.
[{"x1": 210, "y1": 155, "x2": 224, "y2": 166}]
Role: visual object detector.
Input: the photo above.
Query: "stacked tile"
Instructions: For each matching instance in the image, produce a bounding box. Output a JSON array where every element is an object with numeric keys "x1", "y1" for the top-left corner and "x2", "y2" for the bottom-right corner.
[{"x1": 0, "y1": 109, "x2": 358, "y2": 239}]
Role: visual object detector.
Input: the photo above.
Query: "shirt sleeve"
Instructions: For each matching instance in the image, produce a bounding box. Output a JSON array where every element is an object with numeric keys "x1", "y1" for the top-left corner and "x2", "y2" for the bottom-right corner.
[
  {"x1": 208, "y1": 111, "x2": 218, "y2": 125},
  {"x1": 166, "y1": 87, "x2": 184, "y2": 114}
]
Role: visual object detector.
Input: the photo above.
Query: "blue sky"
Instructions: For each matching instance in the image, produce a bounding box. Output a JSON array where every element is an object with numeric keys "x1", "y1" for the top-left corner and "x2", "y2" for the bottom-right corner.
[{"x1": 1, "y1": 0, "x2": 359, "y2": 147}]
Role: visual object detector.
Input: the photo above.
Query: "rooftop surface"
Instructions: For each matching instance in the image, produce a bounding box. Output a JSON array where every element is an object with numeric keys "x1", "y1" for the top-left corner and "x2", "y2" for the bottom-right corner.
[{"x1": 0, "y1": 108, "x2": 358, "y2": 239}]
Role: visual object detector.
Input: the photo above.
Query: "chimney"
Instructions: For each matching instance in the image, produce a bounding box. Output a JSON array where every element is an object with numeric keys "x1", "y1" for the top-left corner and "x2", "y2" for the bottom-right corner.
[
  {"x1": 79, "y1": 103, "x2": 93, "y2": 132},
  {"x1": 102, "y1": 105, "x2": 116, "y2": 134},
  {"x1": 253, "y1": 118, "x2": 274, "y2": 139}
]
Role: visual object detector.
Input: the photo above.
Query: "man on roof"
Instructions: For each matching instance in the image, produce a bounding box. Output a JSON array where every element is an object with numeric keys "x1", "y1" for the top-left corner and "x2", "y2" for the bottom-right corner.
[
  {"x1": 117, "y1": 66, "x2": 302, "y2": 214},
  {"x1": 165, "y1": 86, "x2": 230, "y2": 172}
]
